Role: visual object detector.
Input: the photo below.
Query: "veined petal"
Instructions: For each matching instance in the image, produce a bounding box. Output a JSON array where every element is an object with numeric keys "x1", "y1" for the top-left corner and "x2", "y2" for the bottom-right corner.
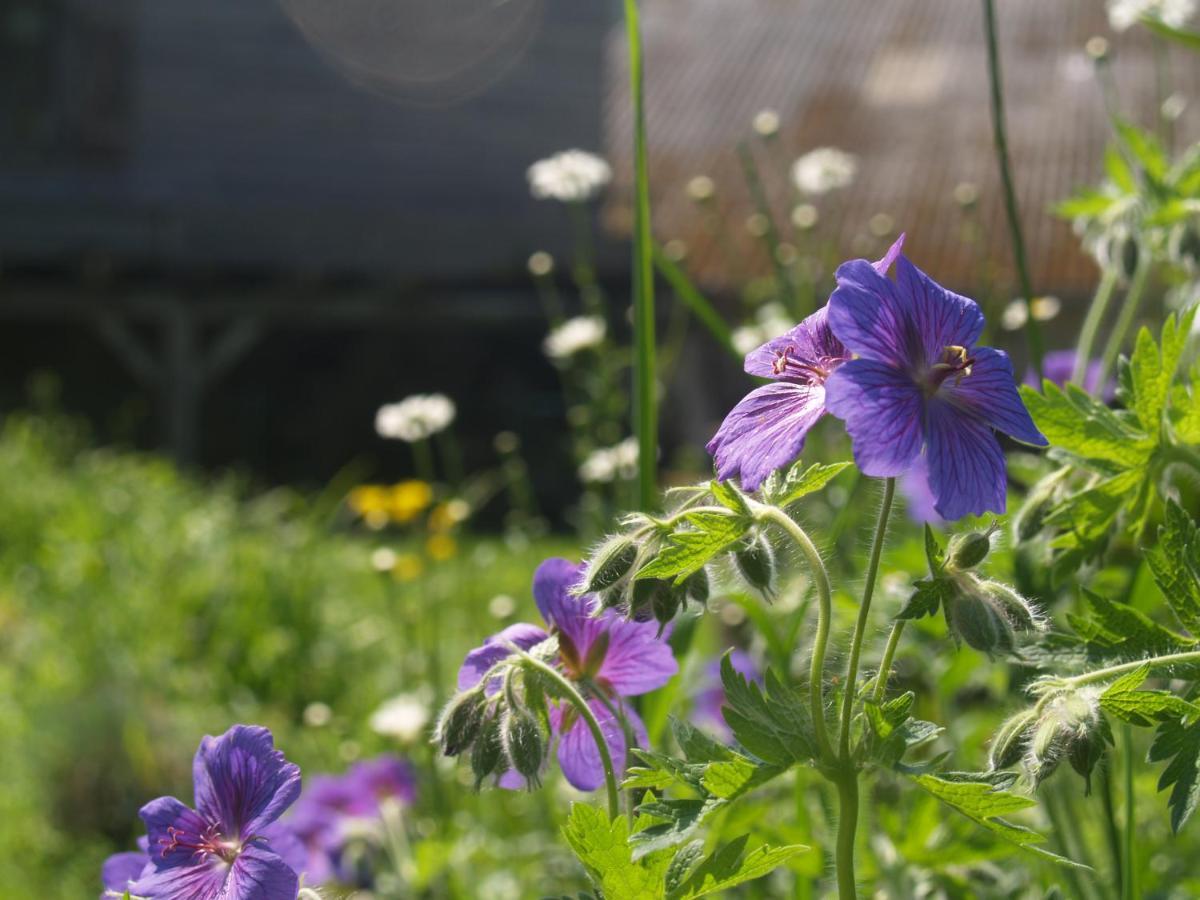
[
  {"x1": 823, "y1": 359, "x2": 923, "y2": 477},
  {"x1": 924, "y1": 399, "x2": 1008, "y2": 520},
  {"x1": 139, "y1": 796, "x2": 215, "y2": 871},
  {"x1": 873, "y1": 233, "x2": 906, "y2": 275},
  {"x1": 892, "y1": 255, "x2": 985, "y2": 364},
  {"x1": 226, "y1": 846, "x2": 299, "y2": 900},
  {"x1": 456, "y1": 623, "x2": 549, "y2": 692},
  {"x1": 942, "y1": 347, "x2": 1047, "y2": 446},
  {"x1": 532, "y1": 557, "x2": 596, "y2": 644},
  {"x1": 706, "y1": 381, "x2": 826, "y2": 492},
  {"x1": 130, "y1": 846, "x2": 298, "y2": 900},
  {"x1": 102, "y1": 851, "x2": 150, "y2": 893},
  {"x1": 595, "y1": 615, "x2": 679, "y2": 697},
  {"x1": 743, "y1": 306, "x2": 845, "y2": 380},
  {"x1": 192, "y1": 726, "x2": 301, "y2": 840},
  {"x1": 258, "y1": 822, "x2": 306, "y2": 879},
  {"x1": 554, "y1": 701, "x2": 647, "y2": 792}
]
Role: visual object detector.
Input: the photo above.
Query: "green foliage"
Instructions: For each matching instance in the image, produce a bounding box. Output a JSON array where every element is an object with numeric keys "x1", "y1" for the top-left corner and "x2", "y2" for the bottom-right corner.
[
  {"x1": 861, "y1": 692, "x2": 943, "y2": 770},
  {"x1": 761, "y1": 460, "x2": 853, "y2": 509},
  {"x1": 1099, "y1": 665, "x2": 1200, "y2": 727},
  {"x1": 911, "y1": 774, "x2": 1084, "y2": 867},
  {"x1": 635, "y1": 511, "x2": 747, "y2": 584},
  {"x1": 1147, "y1": 500, "x2": 1200, "y2": 633},
  {"x1": 718, "y1": 654, "x2": 817, "y2": 766},
  {"x1": 1149, "y1": 716, "x2": 1200, "y2": 833}
]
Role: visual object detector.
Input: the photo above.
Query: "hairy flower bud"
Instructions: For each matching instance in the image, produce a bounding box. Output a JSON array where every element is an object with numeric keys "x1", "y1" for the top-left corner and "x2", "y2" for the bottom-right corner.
[
  {"x1": 470, "y1": 711, "x2": 504, "y2": 789},
  {"x1": 1024, "y1": 689, "x2": 1101, "y2": 787},
  {"x1": 980, "y1": 581, "x2": 1044, "y2": 633},
  {"x1": 502, "y1": 708, "x2": 546, "y2": 787},
  {"x1": 1120, "y1": 235, "x2": 1139, "y2": 281},
  {"x1": 946, "y1": 588, "x2": 1014, "y2": 656},
  {"x1": 734, "y1": 533, "x2": 776, "y2": 596},
  {"x1": 436, "y1": 690, "x2": 486, "y2": 757},
  {"x1": 582, "y1": 535, "x2": 639, "y2": 594},
  {"x1": 946, "y1": 524, "x2": 996, "y2": 571},
  {"x1": 1014, "y1": 468, "x2": 1069, "y2": 542},
  {"x1": 988, "y1": 708, "x2": 1037, "y2": 771},
  {"x1": 652, "y1": 585, "x2": 682, "y2": 635},
  {"x1": 684, "y1": 567, "x2": 710, "y2": 607}
]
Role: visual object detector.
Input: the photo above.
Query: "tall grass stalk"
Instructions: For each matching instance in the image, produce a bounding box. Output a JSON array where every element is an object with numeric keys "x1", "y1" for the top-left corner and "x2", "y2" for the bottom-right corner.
[{"x1": 624, "y1": 0, "x2": 658, "y2": 511}]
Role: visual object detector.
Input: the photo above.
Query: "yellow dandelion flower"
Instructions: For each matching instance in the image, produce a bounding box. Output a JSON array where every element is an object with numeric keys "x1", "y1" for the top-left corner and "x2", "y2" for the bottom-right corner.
[
  {"x1": 348, "y1": 485, "x2": 391, "y2": 517},
  {"x1": 425, "y1": 534, "x2": 458, "y2": 562},
  {"x1": 388, "y1": 480, "x2": 433, "y2": 524},
  {"x1": 391, "y1": 553, "x2": 424, "y2": 582},
  {"x1": 428, "y1": 498, "x2": 471, "y2": 532}
]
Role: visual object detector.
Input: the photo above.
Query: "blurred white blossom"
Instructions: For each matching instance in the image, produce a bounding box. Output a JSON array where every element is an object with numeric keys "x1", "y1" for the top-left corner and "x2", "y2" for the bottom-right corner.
[
  {"x1": 579, "y1": 437, "x2": 639, "y2": 484},
  {"x1": 527, "y1": 150, "x2": 612, "y2": 202},
  {"x1": 732, "y1": 303, "x2": 795, "y2": 355},
  {"x1": 791, "y1": 147, "x2": 857, "y2": 195},
  {"x1": 752, "y1": 108, "x2": 780, "y2": 138},
  {"x1": 1108, "y1": 0, "x2": 1195, "y2": 30},
  {"x1": 375, "y1": 394, "x2": 456, "y2": 442},
  {"x1": 370, "y1": 692, "x2": 431, "y2": 743},
  {"x1": 543, "y1": 316, "x2": 606, "y2": 360}
]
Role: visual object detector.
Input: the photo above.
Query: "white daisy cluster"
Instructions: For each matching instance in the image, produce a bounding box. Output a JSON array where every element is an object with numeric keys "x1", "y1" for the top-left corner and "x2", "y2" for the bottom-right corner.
[
  {"x1": 1108, "y1": 0, "x2": 1195, "y2": 31},
  {"x1": 527, "y1": 150, "x2": 612, "y2": 203},
  {"x1": 375, "y1": 394, "x2": 456, "y2": 442},
  {"x1": 578, "y1": 437, "x2": 639, "y2": 484},
  {"x1": 543, "y1": 315, "x2": 606, "y2": 361},
  {"x1": 791, "y1": 147, "x2": 858, "y2": 195},
  {"x1": 731, "y1": 302, "x2": 795, "y2": 356}
]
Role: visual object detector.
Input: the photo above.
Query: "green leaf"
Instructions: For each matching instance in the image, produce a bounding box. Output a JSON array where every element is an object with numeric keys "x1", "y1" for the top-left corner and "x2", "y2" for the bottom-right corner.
[
  {"x1": 1021, "y1": 383, "x2": 1153, "y2": 469},
  {"x1": 923, "y1": 523, "x2": 945, "y2": 574},
  {"x1": 720, "y1": 655, "x2": 817, "y2": 765},
  {"x1": 1105, "y1": 143, "x2": 1137, "y2": 193},
  {"x1": 1100, "y1": 664, "x2": 1200, "y2": 727},
  {"x1": 701, "y1": 755, "x2": 785, "y2": 801},
  {"x1": 1149, "y1": 716, "x2": 1200, "y2": 832},
  {"x1": 1055, "y1": 188, "x2": 1120, "y2": 220},
  {"x1": 1172, "y1": 376, "x2": 1200, "y2": 442},
  {"x1": 769, "y1": 460, "x2": 852, "y2": 508},
  {"x1": 664, "y1": 842, "x2": 706, "y2": 895},
  {"x1": 562, "y1": 803, "x2": 669, "y2": 899},
  {"x1": 1128, "y1": 311, "x2": 1192, "y2": 433},
  {"x1": 637, "y1": 512, "x2": 748, "y2": 584},
  {"x1": 898, "y1": 577, "x2": 953, "y2": 620},
  {"x1": 1147, "y1": 500, "x2": 1200, "y2": 634},
  {"x1": 1069, "y1": 589, "x2": 1198, "y2": 666},
  {"x1": 911, "y1": 774, "x2": 1087, "y2": 867},
  {"x1": 667, "y1": 835, "x2": 806, "y2": 899},
  {"x1": 1115, "y1": 119, "x2": 1170, "y2": 186},
  {"x1": 709, "y1": 479, "x2": 750, "y2": 515}
]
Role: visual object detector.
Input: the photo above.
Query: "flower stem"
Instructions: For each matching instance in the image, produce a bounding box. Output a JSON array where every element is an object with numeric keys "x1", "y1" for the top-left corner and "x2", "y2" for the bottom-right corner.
[
  {"x1": 982, "y1": 0, "x2": 1045, "y2": 380},
  {"x1": 756, "y1": 505, "x2": 835, "y2": 764},
  {"x1": 1073, "y1": 266, "x2": 1120, "y2": 385},
  {"x1": 1122, "y1": 725, "x2": 1137, "y2": 900},
  {"x1": 1053, "y1": 648, "x2": 1200, "y2": 689},
  {"x1": 515, "y1": 651, "x2": 620, "y2": 820},
  {"x1": 871, "y1": 620, "x2": 906, "y2": 704},
  {"x1": 834, "y1": 772, "x2": 859, "y2": 900},
  {"x1": 1098, "y1": 255, "x2": 1151, "y2": 389},
  {"x1": 839, "y1": 477, "x2": 896, "y2": 760}
]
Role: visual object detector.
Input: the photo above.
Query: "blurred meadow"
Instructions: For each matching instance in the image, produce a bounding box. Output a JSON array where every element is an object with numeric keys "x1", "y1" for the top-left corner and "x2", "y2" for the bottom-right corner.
[{"x1": 4, "y1": 1, "x2": 1200, "y2": 898}]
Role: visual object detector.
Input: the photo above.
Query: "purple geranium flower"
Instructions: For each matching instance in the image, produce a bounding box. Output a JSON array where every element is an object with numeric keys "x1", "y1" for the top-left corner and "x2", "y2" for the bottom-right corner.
[
  {"x1": 822, "y1": 247, "x2": 1047, "y2": 520},
  {"x1": 121, "y1": 725, "x2": 302, "y2": 900},
  {"x1": 707, "y1": 236, "x2": 905, "y2": 491},
  {"x1": 692, "y1": 650, "x2": 760, "y2": 743},
  {"x1": 102, "y1": 838, "x2": 152, "y2": 897},
  {"x1": 1024, "y1": 349, "x2": 1115, "y2": 401},
  {"x1": 457, "y1": 557, "x2": 678, "y2": 791}
]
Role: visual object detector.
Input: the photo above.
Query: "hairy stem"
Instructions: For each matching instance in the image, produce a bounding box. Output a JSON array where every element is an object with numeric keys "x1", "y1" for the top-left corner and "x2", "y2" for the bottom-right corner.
[
  {"x1": 834, "y1": 773, "x2": 859, "y2": 900},
  {"x1": 871, "y1": 620, "x2": 906, "y2": 704},
  {"x1": 983, "y1": 0, "x2": 1045, "y2": 379},
  {"x1": 756, "y1": 505, "x2": 835, "y2": 764},
  {"x1": 1123, "y1": 725, "x2": 1137, "y2": 900},
  {"x1": 1098, "y1": 255, "x2": 1151, "y2": 389},
  {"x1": 1053, "y1": 648, "x2": 1200, "y2": 689},
  {"x1": 1073, "y1": 266, "x2": 1120, "y2": 385},
  {"x1": 839, "y1": 478, "x2": 896, "y2": 760},
  {"x1": 515, "y1": 651, "x2": 620, "y2": 820}
]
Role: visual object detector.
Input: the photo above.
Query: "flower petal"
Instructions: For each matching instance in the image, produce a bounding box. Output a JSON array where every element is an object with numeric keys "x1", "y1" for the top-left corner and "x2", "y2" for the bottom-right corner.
[
  {"x1": 829, "y1": 256, "x2": 983, "y2": 369},
  {"x1": 873, "y1": 233, "x2": 905, "y2": 275},
  {"x1": 192, "y1": 725, "x2": 301, "y2": 840},
  {"x1": 898, "y1": 453, "x2": 945, "y2": 525},
  {"x1": 706, "y1": 381, "x2": 826, "y2": 492},
  {"x1": 595, "y1": 614, "x2": 679, "y2": 697},
  {"x1": 924, "y1": 399, "x2": 1008, "y2": 520},
  {"x1": 743, "y1": 306, "x2": 845, "y2": 380},
  {"x1": 131, "y1": 846, "x2": 298, "y2": 900},
  {"x1": 943, "y1": 347, "x2": 1047, "y2": 446},
  {"x1": 259, "y1": 822, "x2": 307, "y2": 880},
  {"x1": 227, "y1": 846, "x2": 300, "y2": 900},
  {"x1": 823, "y1": 359, "x2": 924, "y2": 477},
  {"x1": 456, "y1": 623, "x2": 549, "y2": 692},
  {"x1": 139, "y1": 796, "x2": 214, "y2": 871},
  {"x1": 102, "y1": 851, "x2": 150, "y2": 893},
  {"x1": 532, "y1": 557, "x2": 594, "y2": 634},
  {"x1": 554, "y1": 701, "x2": 647, "y2": 792}
]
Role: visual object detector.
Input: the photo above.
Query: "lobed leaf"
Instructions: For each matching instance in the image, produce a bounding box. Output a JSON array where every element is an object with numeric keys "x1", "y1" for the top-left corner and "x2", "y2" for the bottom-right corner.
[
  {"x1": 636, "y1": 512, "x2": 748, "y2": 584},
  {"x1": 1099, "y1": 664, "x2": 1200, "y2": 727},
  {"x1": 666, "y1": 835, "x2": 807, "y2": 899},
  {"x1": 720, "y1": 655, "x2": 817, "y2": 766},
  {"x1": 1020, "y1": 383, "x2": 1153, "y2": 469},
  {"x1": 769, "y1": 460, "x2": 853, "y2": 508},
  {"x1": 1147, "y1": 500, "x2": 1200, "y2": 635}
]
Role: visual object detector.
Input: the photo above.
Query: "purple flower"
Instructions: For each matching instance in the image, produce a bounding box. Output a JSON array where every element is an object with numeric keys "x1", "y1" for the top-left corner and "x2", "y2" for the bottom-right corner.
[
  {"x1": 692, "y1": 650, "x2": 759, "y2": 742},
  {"x1": 899, "y1": 454, "x2": 945, "y2": 525},
  {"x1": 122, "y1": 725, "x2": 302, "y2": 900},
  {"x1": 457, "y1": 557, "x2": 678, "y2": 791},
  {"x1": 1024, "y1": 349, "x2": 1115, "y2": 401},
  {"x1": 707, "y1": 236, "x2": 905, "y2": 491},
  {"x1": 822, "y1": 248, "x2": 1047, "y2": 520},
  {"x1": 102, "y1": 838, "x2": 151, "y2": 897}
]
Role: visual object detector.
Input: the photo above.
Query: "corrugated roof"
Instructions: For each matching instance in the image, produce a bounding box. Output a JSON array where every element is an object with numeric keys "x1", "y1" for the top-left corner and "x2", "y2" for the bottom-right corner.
[{"x1": 601, "y1": 0, "x2": 1200, "y2": 299}]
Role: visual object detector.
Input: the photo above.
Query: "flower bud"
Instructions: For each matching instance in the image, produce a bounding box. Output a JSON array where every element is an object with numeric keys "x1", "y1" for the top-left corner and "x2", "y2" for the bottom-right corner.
[
  {"x1": 980, "y1": 581, "x2": 1044, "y2": 633},
  {"x1": 582, "y1": 535, "x2": 639, "y2": 594},
  {"x1": 1169, "y1": 222, "x2": 1200, "y2": 271},
  {"x1": 946, "y1": 525, "x2": 996, "y2": 571},
  {"x1": 470, "y1": 712, "x2": 504, "y2": 789},
  {"x1": 684, "y1": 567, "x2": 710, "y2": 607},
  {"x1": 436, "y1": 690, "x2": 485, "y2": 757},
  {"x1": 502, "y1": 708, "x2": 546, "y2": 787},
  {"x1": 946, "y1": 588, "x2": 1014, "y2": 656},
  {"x1": 988, "y1": 708, "x2": 1037, "y2": 771},
  {"x1": 1024, "y1": 689, "x2": 1100, "y2": 786},
  {"x1": 734, "y1": 533, "x2": 775, "y2": 596},
  {"x1": 1120, "y1": 234, "x2": 1140, "y2": 281},
  {"x1": 1014, "y1": 468, "x2": 1069, "y2": 542},
  {"x1": 652, "y1": 585, "x2": 682, "y2": 636}
]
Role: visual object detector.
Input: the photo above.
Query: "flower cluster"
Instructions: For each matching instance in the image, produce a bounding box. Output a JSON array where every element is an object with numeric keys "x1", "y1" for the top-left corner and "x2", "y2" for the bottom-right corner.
[
  {"x1": 527, "y1": 150, "x2": 612, "y2": 203},
  {"x1": 709, "y1": 234, "x2": 1047, "y2": 520},
  {"x1": 791, "y1": 147, "x2": 857, "y2": 195},
  {"x1": 375, "y1": 394, "x2": 456, "y2": 442},
  {"x1": 543, "y1": 315, "x2": 607, "y2": 361},
  {"x1": 578, "y1": 437, "x2": 639, "y2": 484},
  {"x1": 438, "y1": 558, "x2": 677, "y2": 791}
]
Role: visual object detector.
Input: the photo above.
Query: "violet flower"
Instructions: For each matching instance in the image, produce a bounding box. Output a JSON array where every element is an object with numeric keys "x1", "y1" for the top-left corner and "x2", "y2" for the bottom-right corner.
[
  {"x1": 119, "y1": 725, "x2": 302, "y2": 900},
  {"x1": 1024, "y1": 348, "x2": 1115, "y2": 401},
  {"x1": 457, "y1": 557, "x2": 678, "y2": 791},
  {"x1": 823, "y1": 248, "x2": 1047, "y2": 520},
  {"x1": 102, "y1": 838, "x2": 151, "y2": 897},
  {"x1": 692, "y1": 650, "x2": 760, "y2": 743},
  {"x1": 707, "y1": 236, "x2": 905, "y2": 491}
]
